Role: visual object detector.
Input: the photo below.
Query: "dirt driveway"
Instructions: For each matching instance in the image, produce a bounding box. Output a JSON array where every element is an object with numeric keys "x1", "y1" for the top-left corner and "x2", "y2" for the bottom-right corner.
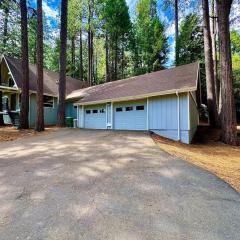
[{"x1": 0, "y1": 129, "x2": 239, "y2": 240}]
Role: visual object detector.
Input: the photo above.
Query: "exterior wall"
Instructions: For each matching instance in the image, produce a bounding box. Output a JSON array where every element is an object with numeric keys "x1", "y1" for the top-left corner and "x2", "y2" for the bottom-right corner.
[
  {"x1": 77, "y1": 92, "x2": 199, "y2": 144},
  {"x1": 113, "y1": 100, "x2": 147, "y2": 130},
  {"x1": 148, "y1": 93, "x2": 190, "y2": 144},
  {"x1": 65, "y1": 101, "x2": 77, "y2": 119},
  {"x1": 29, "y1": 93, "x2": 57, "y2": 127},
  {"x1": 189, "y1": 93, "x2": 199, "y2": 142}
]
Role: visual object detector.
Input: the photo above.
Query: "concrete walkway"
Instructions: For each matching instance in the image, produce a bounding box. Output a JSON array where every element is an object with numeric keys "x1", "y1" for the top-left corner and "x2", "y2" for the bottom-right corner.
[{"x1": 0, "y1": 129, "x2": 239, "y2": 240}]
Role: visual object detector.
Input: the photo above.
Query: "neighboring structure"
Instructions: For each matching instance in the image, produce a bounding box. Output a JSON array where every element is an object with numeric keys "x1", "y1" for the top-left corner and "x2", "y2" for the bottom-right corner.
[
  {"x1": 67, "y1": 62, "x2": 200, "y2": 144},
  {"x1": 0, "y1": 55, "x2": 85, "y2": 127}
]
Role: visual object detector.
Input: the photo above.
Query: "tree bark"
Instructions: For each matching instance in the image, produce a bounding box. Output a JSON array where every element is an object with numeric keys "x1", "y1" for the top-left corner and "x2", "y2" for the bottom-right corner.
[
  {"x1": 3, "y1": 4, "x2": 9, "y2": 49},
  {"x1": 57, "y1": 0, "x2": 68, "y2": 127},
  {"x1": 0, "y1": 64, "x2": 4, "y2": 125},
  {"x1": 216, "y1": 0, "x2": 238, "y2": 145},
  {"x1": 87, "y1": 0, "x2": 93, "y2": 86},
  {"x1": 35, "y1": 0, "x2": 44, "y2": 131},
  {"x1": 19, "y1": 0, "x2": 29, "y2": 129},
  {"x1": 202, "y1": 0, "x2": 219, "y2": 127},
  {"x1": 175, "y1": 0, "x2": 179, "y2": 64},
  {"x1": 114, "y1": 34, "x2": 118, "y2": 80},
  {"x1": 105, "y1": 33, "x2": 109, "y2": 82},
  {"x1": 210, "y1": 0, "x2": 220, "y2": 109},
  {"x1": 79, "y1": 29, "x2": 83, "y2": 82},
  {"x1": 71, "y1": 36, "x2": 75, "y2": 78}
]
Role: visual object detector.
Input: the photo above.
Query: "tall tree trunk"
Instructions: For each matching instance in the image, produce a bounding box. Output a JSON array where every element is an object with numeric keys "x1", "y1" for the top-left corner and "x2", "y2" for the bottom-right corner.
[
  {"x1": 3, "y1": 4, "x2": 9, "y2": 49},
  {"x1": 87, "y1": 0, "x2": 93, "y2": 86},
  {"x1": 0, "y1": 64, "x2": 4, "y2": 125},
  {"x1": 216, "y1": 0, "x2": 238, "y2": 145},
  {"x1": 202, "y1": 0, "x2": 219, "y2": 127},
  {"x1": 79, "y1": 29, "x2": 83, "y2": 82},
  {"x1": 175, "y1": 0, "x2": 179, "y2": 64},
  {"x1": 114, "y1": 34, "x2": 118, "y2": 80},
  {"x1": 210, "y1": 0, "x2": 220, "y2": 108},
  {"x1": 57, "y1": 0, "x2": 68, "y2": 127},
  {"x1": 121, "y1": 40, "x2": 124, "y2": 79},
  {"x1": 36, "y1": 0, "x2": 44, "y2": 132},
  {"x1": 71, "y1": 36, "x2": 75, "y2": 78},
  {"x1": 19, "y1": 0, "x2": 29, "y2": 129},
  {"x1": 105, "y1": 33, "x2": 109, "y2": 82}
]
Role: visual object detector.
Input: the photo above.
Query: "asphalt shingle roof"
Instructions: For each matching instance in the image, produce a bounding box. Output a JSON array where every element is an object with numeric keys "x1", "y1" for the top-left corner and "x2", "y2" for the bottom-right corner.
[
  {"x1": 4, "y1": 56, "x2": 86, "y2": 96},
  {"x1": 67, "y1": 62, "x2": 199, "y2": 104}
]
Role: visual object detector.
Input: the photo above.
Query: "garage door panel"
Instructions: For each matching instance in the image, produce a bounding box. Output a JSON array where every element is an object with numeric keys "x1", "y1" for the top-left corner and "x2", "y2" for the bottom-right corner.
[
  {"x1": 114, "y1": 101, "x2": 147, "y2": 130},
  {"x1": 84, "y1": 105, "x2": 106, "y2": 129}
]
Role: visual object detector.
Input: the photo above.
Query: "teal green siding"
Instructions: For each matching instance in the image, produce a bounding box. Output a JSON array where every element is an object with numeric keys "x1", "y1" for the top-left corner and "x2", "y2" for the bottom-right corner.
[
  {"x1": 29, "y1": 94, "x2": 57, "y2": 127},
  {"x1": 65, "y1": 101, "x2": 77, "y2": 119}
]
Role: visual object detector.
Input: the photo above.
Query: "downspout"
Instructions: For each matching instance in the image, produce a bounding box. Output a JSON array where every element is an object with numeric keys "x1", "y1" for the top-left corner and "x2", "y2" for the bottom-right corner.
[{"x1": 176, "y1": 91, "x2": 180, "y2": 141}]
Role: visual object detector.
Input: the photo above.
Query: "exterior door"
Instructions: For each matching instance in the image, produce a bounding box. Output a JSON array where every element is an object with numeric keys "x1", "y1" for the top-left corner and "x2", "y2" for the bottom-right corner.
[
  {"x1": 114, "y1": 100, "x2": 147, "y2": 130},
  {"x1": 84, "y1": 104, "x2": 106, "y2": 129}
]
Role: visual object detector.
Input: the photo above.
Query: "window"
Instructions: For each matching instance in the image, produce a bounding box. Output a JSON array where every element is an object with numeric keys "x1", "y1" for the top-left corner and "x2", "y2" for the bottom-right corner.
[
  {"x1": 136, "y1": 105, "x2": 144, "y2": 110},
  {"x1": 86, "y1": 110, "x2": 91, "y2": 114},
  {"x1": 74, "y1": 106, "x2": 77, "y2": 109},
  {"x1": 116, "y1": 107, "x2": 122, "y2": 112},
  {"x1": 126, "y1": 106, "x2": 133, "y2": 111},
  {"x1": 44, "y1": 95, "x2": 54, "y2": 108},
  {"x1": 93, "y1": 109, "x2": 98, "y2": 114},
  {"x1": 100, "y1": 109, "x2": 105, "y2": 113}
]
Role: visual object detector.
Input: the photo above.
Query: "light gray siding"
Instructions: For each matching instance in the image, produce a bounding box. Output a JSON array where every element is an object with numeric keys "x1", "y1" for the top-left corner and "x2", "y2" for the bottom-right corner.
[
  {"x1": 84, "y1": 104, "x2": 106, "y2": 129},
  {"x1": 148, "y1": 93, "x2": 190, "y2": 144},
  {"x1": 113, "y1": 100, "x2": 147, "y2": 130}
]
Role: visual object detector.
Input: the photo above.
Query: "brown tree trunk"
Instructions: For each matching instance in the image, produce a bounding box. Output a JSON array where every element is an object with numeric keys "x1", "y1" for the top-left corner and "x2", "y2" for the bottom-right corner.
[
  {"x1": 175, "y1": 0, "x2": 179, "y2": 64},
  {"x1": 87, "y1": 0, "x2": 93, "y2": 86},
  {"x1": 0, "y1": 67, "x2": 4, "y2": 125},
  {"x1": 36, "y1": 0, "x2": 44, "y2": 132},
  {"x1": 210, "y1": 0, "x2": 220, "y2": 109},
  {"x1": 57, "y1": 0, "x2": 68, "y2": 127},
  {"x1": 105, "y1": 33, "x2": 109, "y2": 82},
  {"x1": 216, "y1": 0, "x2": 238, "y2": 145},
  {"x1": 71, "y1": 36, "x2": 75, "y2": 78},
  {"x1": 19, "y1": 0, "x2": 29, "y2": 129},
  {"x1": 79, "y1": 29, "x2": 83, "y2": 82},
  {"x1": 202, "y1": 0, "x2": 219, "y2": 127},
  {"x1": 114, "y1": 34, "x2": 118, "y2": 80},
  {"x1": 3, "y1": 4, "x2": 9, "y2": 49}
]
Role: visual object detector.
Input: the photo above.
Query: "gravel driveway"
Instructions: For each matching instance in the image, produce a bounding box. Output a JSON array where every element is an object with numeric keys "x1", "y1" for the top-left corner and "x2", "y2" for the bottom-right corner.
[{"x1": 0, "y1": 129, "x2": 239, "y2": 240}]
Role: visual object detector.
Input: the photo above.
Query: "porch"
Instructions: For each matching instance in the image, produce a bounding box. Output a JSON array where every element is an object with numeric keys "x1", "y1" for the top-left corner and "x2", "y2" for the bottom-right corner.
[{"x1": 0, "y1": 86, "x2": 20, "y2": 126}]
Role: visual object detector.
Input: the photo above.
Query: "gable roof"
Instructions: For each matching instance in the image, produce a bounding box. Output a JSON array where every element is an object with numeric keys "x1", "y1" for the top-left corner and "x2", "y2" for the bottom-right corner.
[
  {"x1": 3, "y1": 55, "x2": 86, "y2": 96},
  {"x1": 67, "y1": 62, "x2": 199, "y2": 105}
]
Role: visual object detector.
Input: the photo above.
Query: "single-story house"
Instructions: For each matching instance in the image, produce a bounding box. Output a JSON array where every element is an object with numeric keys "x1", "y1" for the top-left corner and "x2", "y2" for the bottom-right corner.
[
  {"x1": 66, "y1": 62, "x2": 200, "y2": 144},
  {"x1": 0, "y1": 55, "x2": 85, "y2": 127}
]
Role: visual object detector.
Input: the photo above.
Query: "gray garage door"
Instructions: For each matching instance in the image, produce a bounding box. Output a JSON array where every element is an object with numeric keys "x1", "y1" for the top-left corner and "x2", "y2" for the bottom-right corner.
[
  {"x1": 84, "y1": 105, "x2": 106, "y2": 129},
  {"x1": 113, "y1": 100, "x2": 147, "y2": 130}
]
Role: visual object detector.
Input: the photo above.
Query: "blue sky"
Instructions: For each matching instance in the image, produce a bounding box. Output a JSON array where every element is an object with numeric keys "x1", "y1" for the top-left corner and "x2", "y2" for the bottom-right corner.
[{"x1": 28, "y1": 0, "x2": 239, "y2": 66}]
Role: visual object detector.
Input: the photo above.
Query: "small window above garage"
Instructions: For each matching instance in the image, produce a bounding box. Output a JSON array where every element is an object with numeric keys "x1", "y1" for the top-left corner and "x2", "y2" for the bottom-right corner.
[
  {"x1": 92, "y1": 109, "x2": 98, "y2": 114},
  {"x1": 136, "y1": 105, "x2": 144, "y2": 110},
  {"x1": 126, "y1": 106, "x2": 133, "y2": 111},
  {"x1": 100, "y1": 109, "x2": 105, "y2": 113},
  {"x1": 86, "y1": 110, "x2": 91, "y2": 114},
  {"x1": 116, "y1": 107, "x2": 122, "y2": 112}
]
